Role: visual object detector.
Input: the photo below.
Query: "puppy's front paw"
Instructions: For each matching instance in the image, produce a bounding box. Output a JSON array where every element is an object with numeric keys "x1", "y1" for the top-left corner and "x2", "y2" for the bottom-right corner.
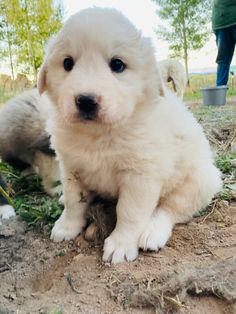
[
  {"x1": 102, "y1": 232, "x2": 138, "y2": 263},
  {"x1": 51, "y1": 214, "x2": 84, "y2": 242},
  {"x1": 139, "y1": 209, "x2": 173, "y2": 251},
  {"x1": 0, "y1": 205, "x2": 16, "y2": 219}
]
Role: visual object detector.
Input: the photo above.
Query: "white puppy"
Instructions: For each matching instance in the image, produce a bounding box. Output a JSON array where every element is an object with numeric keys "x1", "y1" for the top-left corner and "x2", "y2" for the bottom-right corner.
[
  {"x1": 38, "y1": 8, "x2": 222, "y2": 263},
  {"x1": 157, "y1": 59, "x2": 187, "y2": 99}
]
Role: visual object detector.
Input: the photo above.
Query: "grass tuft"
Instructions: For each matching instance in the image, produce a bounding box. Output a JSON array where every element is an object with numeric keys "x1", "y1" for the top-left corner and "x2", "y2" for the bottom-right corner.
[
  {"x1": 216, "y1": 152, "x2": 236, "y2": 174},
  {"x1": 216, "y1": 153, "x2": 236, "y2": 201},
  {"x1": 0, "y1": 161, "x2": 62, "y2": 230}
]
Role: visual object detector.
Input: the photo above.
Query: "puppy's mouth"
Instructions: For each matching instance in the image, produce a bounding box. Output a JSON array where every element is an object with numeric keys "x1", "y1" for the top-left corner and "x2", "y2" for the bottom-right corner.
[
  {"x1": 73, "y1": 111, "x2": 99, "y2": 124},
  {"x1": 79, "y1": 111, "x2": 98, "y2": 121}
]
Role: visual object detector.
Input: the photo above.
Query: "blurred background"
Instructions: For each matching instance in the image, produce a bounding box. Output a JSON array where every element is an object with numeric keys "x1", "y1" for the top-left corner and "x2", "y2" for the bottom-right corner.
[{"x1": 0, "y1": 0, "x2": 236, "y2": 104}]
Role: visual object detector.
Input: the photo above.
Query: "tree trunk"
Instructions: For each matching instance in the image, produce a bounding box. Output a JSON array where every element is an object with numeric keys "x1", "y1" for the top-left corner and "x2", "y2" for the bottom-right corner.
[
  {"x1": 6, "y1": 32, "x2": 14, "y2": 80},
  {"x1": 5, "y1": 20, "x2": 15, "y2": 80},
  {"x1": 24, "y1": 0, "x2": 37, "y2": 83},
  {"x1": 182, "y1": 9, "x2": 190, "y2": 86},
  {"x1": 183, "y1": 46, "x2": 189, "y2": 87}
]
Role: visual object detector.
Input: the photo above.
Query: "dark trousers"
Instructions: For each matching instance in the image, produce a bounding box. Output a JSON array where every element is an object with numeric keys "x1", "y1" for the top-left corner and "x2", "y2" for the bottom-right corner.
[{"x1": 215, "y1": 24, "x2": 236, "y2": 86}]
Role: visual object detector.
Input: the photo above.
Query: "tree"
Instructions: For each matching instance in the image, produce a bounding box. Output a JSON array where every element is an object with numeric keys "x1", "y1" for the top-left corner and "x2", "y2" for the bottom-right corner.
[
  {"x1": 152, "y1": 0, "x2": 212, "y2": 83},
  {"x1": 0, "y1": 0, "x2": 18, "y2": 79},
  {"x1": 0, "y1": 0, "x2": 64, "y2": 82}
]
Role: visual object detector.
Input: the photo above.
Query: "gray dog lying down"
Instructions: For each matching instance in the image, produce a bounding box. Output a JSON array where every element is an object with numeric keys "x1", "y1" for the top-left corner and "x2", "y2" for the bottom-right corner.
[{"x1": 0, "y1": 88, "x2": 61, "y2": 197}]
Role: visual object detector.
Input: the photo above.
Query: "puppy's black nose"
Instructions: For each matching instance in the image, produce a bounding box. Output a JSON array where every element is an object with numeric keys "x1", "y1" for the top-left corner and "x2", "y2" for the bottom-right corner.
[{"x1": 75, "y1": 94, "x2": 98, "y2": 120}]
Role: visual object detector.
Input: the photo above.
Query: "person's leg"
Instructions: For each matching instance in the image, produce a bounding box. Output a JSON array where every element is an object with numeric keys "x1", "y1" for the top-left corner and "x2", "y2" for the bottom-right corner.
[
  {"x1": 232, "y1": 24, "x2": 236, "y2": 43},
  {"x1": 215, "y1": 27, "x2": 235, "y2": 86}
]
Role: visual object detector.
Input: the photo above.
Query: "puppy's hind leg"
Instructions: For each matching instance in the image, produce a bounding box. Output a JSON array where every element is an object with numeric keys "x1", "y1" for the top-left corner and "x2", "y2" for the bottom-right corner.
[
  {"x1": 33, "y1": 151, "x2": 61, "y2": 196},
  {"x1": 139, "y1": 165, "x2": 222, "y2": 251}
]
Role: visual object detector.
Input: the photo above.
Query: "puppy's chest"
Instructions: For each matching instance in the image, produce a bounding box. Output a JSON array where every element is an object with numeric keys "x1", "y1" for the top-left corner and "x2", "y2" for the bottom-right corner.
[
  {"x1": 58, "y1": 131, "x2": 144, "y2": 197},
  {"x1": 71, "y1": 146, "x2": 120, "y2": 197}
]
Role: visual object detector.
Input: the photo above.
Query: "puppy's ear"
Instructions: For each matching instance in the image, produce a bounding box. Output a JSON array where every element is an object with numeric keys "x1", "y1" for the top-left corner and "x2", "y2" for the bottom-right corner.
[
  {"x1": 37, "y1": 36, "x2": 57, "y2": 95},
  {"x1": 38, "y1": 62, "x2": 47, "y2": 95}
]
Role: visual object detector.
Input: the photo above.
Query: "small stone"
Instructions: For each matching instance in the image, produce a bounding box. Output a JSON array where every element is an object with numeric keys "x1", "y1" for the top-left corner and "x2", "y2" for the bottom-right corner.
[
  {"x1": 84, "y1": 223, "x2": 97, "y2": 242},
  {"x1": 0, "y1": 225, "x2": 15, "y2": 237}
]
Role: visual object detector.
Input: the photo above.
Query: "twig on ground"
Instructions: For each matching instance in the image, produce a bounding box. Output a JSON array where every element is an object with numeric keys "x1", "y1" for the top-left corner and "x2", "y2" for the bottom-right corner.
[
  {"x1": 222, "y1": 127, "x2": 236, "y2": 153},
  {"x1": 200, "y1": 199, "x2": 217, "y2": 223},
  {"x1": 64, "y1": 272, "x2": 81, "y2": 294}
]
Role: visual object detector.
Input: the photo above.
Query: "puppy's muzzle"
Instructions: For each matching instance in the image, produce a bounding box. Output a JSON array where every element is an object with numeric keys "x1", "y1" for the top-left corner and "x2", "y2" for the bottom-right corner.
[{"x1": 75, "y1": 94, "x2": 99, "y2": 121}]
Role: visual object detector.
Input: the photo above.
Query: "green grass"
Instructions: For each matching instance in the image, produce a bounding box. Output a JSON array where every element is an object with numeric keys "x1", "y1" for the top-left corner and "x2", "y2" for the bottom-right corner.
[
  {"x1": 216, "y1": 152, "x2": 236, "y2": 173},
  {"x1": 0, "y1": 162, "x2": 62, "y2": 231},
  {"x1": 216, "y1": 153, "x2": 236, "y2": 201},
  {"x1": 190, "y1": 104, "x2": 236, "y2": 128}
]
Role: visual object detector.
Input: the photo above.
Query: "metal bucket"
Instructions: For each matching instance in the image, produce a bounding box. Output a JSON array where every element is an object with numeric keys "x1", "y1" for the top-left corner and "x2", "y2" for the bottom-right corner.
[{"x1": 200, "y1": 85, "x2": 227, "y2": 106}]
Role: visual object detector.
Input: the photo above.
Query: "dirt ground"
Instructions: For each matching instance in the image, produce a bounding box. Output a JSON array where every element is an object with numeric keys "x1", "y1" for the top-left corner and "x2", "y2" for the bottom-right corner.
[{"x1": 0, "y1": 100, "x2": 236, "y2": 314}]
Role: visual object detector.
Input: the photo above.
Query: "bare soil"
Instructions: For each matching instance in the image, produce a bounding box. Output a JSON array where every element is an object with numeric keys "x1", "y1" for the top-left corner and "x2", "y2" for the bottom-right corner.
[
  {"x1": 1, "y1": 202, "x2": 235, "y2": 314},
  {"x1": 0, "y1": 100, "x2": 236, "y2": 314}
]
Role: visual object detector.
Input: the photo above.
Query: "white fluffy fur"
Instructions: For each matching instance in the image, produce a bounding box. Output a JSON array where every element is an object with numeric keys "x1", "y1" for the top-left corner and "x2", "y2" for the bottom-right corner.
[
  {"x1": 157, "y1": 59, "x2": 187, "y2": 99},
  {"x1": 38, "y1": 8, "x2": 222, "y2": 263},
  {"x1": 0, "y1": 204, "x2": 16, "y2": 219}
]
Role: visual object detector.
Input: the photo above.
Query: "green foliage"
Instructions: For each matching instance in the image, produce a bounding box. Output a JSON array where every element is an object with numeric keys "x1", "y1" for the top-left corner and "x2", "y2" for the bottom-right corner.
[
  {"x1": 0, "y1": 161, "x2": 62, "y2": 230},
  {"x1": 0, "y1": 0, "x2": 64, "y2": 81},
  {"x1": 216, "y1": 153, "x2": 236, "y2": 203},
  {"x1": 0, "y1": 1, "x2": 17, "y2": 78},
  {"x1": 15, "y1": 194, "x2": 62, "y2": 228},
  {"x1": 219, "y1": 184, "x2": 236, "y2": 201},
  {"x1": 216, "y1": 153, "x2": 236, "y2": 174},
  {"x1": 153, "y1": 0, "x2": 212, "y2": 79}
]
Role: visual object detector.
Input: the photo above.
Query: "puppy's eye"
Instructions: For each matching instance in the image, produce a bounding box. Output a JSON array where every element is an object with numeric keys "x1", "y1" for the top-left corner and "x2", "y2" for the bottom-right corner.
[
  {"x1": 109, "y1": 58, "x2": 126, "y2": 73},
  {"x1": 63, "y1": 57, "x2": 74, "y2": 71}
]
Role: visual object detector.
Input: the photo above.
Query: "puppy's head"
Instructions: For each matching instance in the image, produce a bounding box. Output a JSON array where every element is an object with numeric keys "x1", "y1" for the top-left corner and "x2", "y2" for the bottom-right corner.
[{"x1": 38, "y1": 8, "x2": 163, "y2": 125}]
